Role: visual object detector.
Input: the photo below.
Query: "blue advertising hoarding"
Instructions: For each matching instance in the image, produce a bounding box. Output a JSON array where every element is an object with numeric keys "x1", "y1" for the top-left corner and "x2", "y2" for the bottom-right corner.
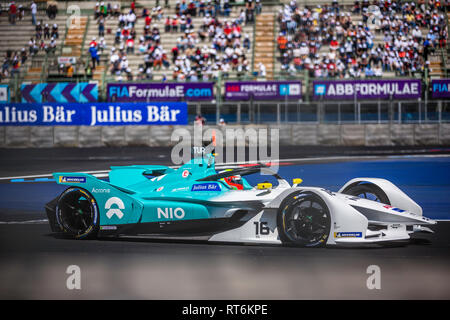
[
  {"x1": 21, "y1": 82, "x2": 98, "y2": 103},
  {"x1": 0, "y1": 102, "x2": 187, "y2": 126}
]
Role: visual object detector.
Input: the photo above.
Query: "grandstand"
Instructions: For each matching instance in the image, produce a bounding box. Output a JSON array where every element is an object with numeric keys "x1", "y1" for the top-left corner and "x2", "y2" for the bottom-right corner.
[{"x1": 0, "y1": 0, "x2": 449, "y2": 101}]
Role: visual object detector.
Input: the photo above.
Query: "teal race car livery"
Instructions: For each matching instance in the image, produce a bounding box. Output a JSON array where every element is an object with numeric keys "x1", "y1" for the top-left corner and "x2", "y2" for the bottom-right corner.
[{"x1": 46, "y1": 153, "x2": 436, "y2": 247}]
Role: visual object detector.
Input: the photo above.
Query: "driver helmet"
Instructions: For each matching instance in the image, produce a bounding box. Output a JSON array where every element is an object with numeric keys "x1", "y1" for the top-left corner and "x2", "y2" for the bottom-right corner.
[{"x1": 223, "y1": 175, "x2": 244, "y2": 190}]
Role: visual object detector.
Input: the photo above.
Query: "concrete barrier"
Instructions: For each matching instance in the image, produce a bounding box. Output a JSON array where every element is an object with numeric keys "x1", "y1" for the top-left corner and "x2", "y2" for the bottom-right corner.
[
  {"x1": 1, "y1": 123, "x2": 450, "y2": 148},
  {"x1": 365, "y1": 124, "x2": 391, "y2": 146},
  {"x1": 78, "y1": 126, "x2": 103, "y2": 148},
  {"x1": 390, "y1": 124, "x2": 415, "y2": 146},
  {"x1": 125, "y1": 126, "x2": 150, "y2": 146},
  {"x1": 414, "y1": 124, "x2": 439, "y2": 145},
  {"x1": 341, "y1": 125, "x2": 365, "y2": 146},
  {"x1": 30, "y1": 127, "x2": 54, "y2": 148},
  {"x1": 149, "y1": 126, "x2": 176, "y2": 147},
  {"x1": 0, "y1": 127, "x2": 5, "y2": 147},
  {"x1": 269, "y1": 124, "x2": 292, "y2": 146},
  {"x1": 5, "y1": 127, "x2": 31, "y2": 147},
  {"x1": 101, "y1": 126, "x2": 126, "y2": 147},
  {"x1": 439, "y1": 123, "x2": 450, "y2": 145},
  {"x1": 291, "y1": 124, "x2": 318, "y2": 145},
  {"x1": 54, "y1": 126, "x2": 78, "y2": 147},
  {"x1": 317, "y1": 125, "x2": 340, "y2": 145}
]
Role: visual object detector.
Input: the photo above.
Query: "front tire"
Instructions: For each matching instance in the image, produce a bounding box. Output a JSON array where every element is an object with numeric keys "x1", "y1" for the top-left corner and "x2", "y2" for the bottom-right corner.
[
  {"x1": 277, "y1": 192, "x2": 331, "y2": 247},
  {"x1": 56, "y1": 187, "x2": 99, "y2": 239}
]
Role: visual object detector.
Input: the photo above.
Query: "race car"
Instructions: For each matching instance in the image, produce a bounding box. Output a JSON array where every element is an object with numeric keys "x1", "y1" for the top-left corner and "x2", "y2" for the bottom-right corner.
[{"x1": 45, "y1": 152, "x2": 436, "y2": 247}]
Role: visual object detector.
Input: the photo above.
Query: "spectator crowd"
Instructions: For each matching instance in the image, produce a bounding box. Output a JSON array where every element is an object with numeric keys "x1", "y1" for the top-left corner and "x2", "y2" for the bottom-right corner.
[
  {"x1": 276, "y1": 0, "x2": 448, "y2": 79},
  {"x1": 87, "y1": 0, "x2": 261, "y2": 81}
]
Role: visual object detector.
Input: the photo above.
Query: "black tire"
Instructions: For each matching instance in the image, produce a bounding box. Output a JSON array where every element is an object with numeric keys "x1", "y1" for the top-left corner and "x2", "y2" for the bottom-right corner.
[
  {"x1": 342, "y1": 183, "x2": 390, "y2": 205},
  {"x1": 277, "y1": 191, "x2": 331, "y2": 247},
  {"x1": 56, "y1": 187, "x2": 99, "y2": 239}
]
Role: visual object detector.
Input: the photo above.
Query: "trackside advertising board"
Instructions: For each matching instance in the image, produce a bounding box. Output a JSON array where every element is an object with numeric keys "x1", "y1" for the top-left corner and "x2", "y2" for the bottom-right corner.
[
  {"x1": 21, "y1": 82, "x2": 98, "y2": 103},
  {"x1": 313, "y1": 79, "x2": 422, "y2": 100},
  {"x1": 107, "y1": 83, "x2": 214, "y2": 102},
  {"x1": 225, "y1": 81, "x2": 302, "y2": 100},
  {"x1": 0, "y1": 102, "x2": 187, "y2": 126},
  {"x1": 431, "y1": 79, "x2": 450, "y2": 98},
  {"x1": 0, "y1": 85, "x2": 9, "y2": 103}
]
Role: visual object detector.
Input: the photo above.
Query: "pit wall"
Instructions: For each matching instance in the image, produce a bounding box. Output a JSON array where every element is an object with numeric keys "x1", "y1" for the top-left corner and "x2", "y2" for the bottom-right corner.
[{"x1": 1, "y1": 124, "x2": 450, "y2": 148}]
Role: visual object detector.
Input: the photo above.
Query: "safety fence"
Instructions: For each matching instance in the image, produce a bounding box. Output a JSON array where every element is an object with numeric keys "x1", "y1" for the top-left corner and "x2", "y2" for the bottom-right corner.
[{"x1": 189, "y1": 100, "x2": 450, "y2": 125}]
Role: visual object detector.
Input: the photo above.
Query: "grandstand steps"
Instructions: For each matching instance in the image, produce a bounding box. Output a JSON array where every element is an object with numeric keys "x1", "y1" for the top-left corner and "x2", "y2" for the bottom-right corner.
[
  {"x1": 79, "y1": 2, "x2": 255, "y2": 81},
  {"x1": 63, "y1": 17, "x2": 89, "y2": 58},
  {"x1": 0, "y1": 13, "x2": 67, "y2": 83},
  {"x1": 253, "y1": 13, "x2": 275, "y2": 79}
]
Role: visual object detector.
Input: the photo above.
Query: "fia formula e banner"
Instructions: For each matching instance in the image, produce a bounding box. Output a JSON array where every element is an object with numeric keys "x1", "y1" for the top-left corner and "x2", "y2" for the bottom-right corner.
[
  {"x1": 21, "y1": 82, "x2": 98, "y2": 103},
  {"x1": 225, "y1": 81, "x2": 302, "y2": 100},
  {"x1": 431, "y1": 79, "x2": 450, "y2": 99},
  {"x1": 313, "y1": 79, "x2": 421, "y2": 100},
  {"x1": 107, "y1": 82, "x2": 214, "y2": 102},
  {"x1": 0, "y1": 102, "x2": 187, "y2": 126}
]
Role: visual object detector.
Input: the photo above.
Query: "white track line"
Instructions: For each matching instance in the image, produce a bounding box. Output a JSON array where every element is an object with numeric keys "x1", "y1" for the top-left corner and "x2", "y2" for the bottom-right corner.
[
  {"x1": 0, "y1": 219, "x2": 49, "y2": 224},
  {"x1": 1, "y1": 154, "x2": 449, "y2": 181}
]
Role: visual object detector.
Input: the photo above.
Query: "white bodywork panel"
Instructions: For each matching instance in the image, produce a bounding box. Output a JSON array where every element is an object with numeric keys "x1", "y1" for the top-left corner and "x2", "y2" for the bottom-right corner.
[
  {"x1": 339, "y1": 178, "x2": 423, "y2": 216},
  {"x1": 208, "y1": 178, "x2": 436, "y2": 246}
]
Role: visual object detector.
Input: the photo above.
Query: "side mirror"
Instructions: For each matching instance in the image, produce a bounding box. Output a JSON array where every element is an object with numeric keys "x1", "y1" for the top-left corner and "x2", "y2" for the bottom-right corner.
[{"x1": 257, "y1": 182, "x2": 272, "y2": 190}]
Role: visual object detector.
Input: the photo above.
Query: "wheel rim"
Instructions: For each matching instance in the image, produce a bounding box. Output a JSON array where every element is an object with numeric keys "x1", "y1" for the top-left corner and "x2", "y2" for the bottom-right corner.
[
  {"x1": 282, "y1": 194, "x2": 330, "y2": 245},
  {"x1": 355, "y1": 191, "x2": 380, "y2": 202},
  {"x1": 58, "y1": 189, "x2": 96, "y2": 236}
]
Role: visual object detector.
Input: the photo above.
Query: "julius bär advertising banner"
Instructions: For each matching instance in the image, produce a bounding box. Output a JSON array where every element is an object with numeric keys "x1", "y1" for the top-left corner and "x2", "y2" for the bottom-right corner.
[
  {"x1": 431, "y1": 79, "x2": 450, "y2": 99},
  {"x1": 224, "y1": 81, "x2": 302, "y2": 100},
  {"x1": 313, "y1": 79, "x2": 422, "y2": 100},
  {"x1": 107, "y1": 82, "x2": 214, "y2": 102},
  {"x1": 0, "y1": 102, "x2": 187, "y2": 126}
]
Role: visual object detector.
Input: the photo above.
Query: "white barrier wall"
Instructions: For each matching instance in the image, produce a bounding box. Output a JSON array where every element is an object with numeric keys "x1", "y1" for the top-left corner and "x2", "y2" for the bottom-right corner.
[{"x1": 0, "y1": 124, "x2": 447, "y2": 148}]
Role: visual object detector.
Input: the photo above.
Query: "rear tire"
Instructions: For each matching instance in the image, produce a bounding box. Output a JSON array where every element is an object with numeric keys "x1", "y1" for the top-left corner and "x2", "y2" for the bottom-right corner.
[
  {"x1": 342, "y1": 183, "x2": 390, "y2": 205},
  {"x1": 56, "y1": 187, "x2": 99, "y2": 239},
  {"x1": 277, "y1": 191, "x2": 331, "y2": 247}
]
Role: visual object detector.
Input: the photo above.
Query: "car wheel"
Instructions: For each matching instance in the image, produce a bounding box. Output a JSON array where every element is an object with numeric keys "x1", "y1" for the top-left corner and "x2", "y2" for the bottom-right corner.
[
  {"x1": 56, "y1": 187, "x2": 99, "y2": 239},
  {"x1": 277, "y1": 191, "x2": 331, "y2": 247},
  {"x1": 342, "y1": 183, "x2": 390, "y2": 205}
]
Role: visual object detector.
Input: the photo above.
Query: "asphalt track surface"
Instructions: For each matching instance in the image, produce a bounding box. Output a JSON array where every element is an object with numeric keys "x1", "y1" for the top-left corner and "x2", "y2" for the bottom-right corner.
[{"x1": 0, "y1": 146, "x2": 449, "y2": 299}]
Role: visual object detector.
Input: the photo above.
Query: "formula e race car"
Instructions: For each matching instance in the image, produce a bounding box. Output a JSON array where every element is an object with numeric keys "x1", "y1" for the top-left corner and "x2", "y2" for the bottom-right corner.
[{"x1": 45, "y1": 153, "x2": 436, "y2": 247}]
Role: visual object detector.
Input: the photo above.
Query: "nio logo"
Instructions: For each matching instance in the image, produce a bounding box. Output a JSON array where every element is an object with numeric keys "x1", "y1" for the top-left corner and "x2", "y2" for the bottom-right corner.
[
  {"x1": 157, "y1": 207, "x2": 185, "y2": 219},
  {"x1": 105, "y1": 197, "x2": 125, "y2": 219}
]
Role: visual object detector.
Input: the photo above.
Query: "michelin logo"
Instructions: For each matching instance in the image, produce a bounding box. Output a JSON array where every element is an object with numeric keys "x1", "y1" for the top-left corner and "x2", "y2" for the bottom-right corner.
[
  {"x1": 105, "y1": 197, "x2": 125, "y2": 219},
  {"x1": 334, "y1": 232, "x2": 362, "y2": 238},
  {"x1": 59, "y1": 176, "x2": 86, "y2": 183}
]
